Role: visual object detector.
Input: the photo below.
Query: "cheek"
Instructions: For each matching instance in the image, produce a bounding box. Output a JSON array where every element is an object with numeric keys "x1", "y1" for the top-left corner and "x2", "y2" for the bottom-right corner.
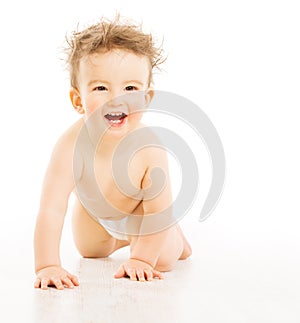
[
  {"x1": 129, "y1": 112, "x2": 143, "y2": 124},
  {"x1": 127, "y1": 95, "x2": 147, "y2": 124},
  {"x1": 127, "y1": 92, "x2": 148, "y2": 114},
  {"x1": 84, "y1": 94, "x2": 107, "y2": 115}
]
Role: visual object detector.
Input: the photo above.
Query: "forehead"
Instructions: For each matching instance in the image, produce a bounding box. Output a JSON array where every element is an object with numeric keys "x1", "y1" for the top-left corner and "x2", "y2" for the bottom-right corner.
[{"x1": 78, "y1": 49, "x2": 151, "y2": 84}]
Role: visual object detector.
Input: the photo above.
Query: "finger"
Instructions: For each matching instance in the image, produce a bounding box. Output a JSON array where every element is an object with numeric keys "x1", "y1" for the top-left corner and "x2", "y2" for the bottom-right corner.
[
  {"x1": 52, "y1": 278, "x2": 64, "y2": 290},
  {"x1": 114, "y1": 265, "x2": 126, "y2": 278},
  {"x1": 41, "y1": 278, "x2": 50, "y2": 290},
  {"x1": 61, "y1": 277, "x2": 74, "y2": 289},
  {"x1": 152, "y1": 270, "x2": 164, "y2": 279},
  {"x1": 136, "y1": 269, "x2": 145, "y2": 282},
  {"x1": 127, "y1": 268, "x2": 137, "y2": 281},
  {"x1": 69, "y1": 275, "x2": 80, "y2": 286},
  {"x1": 144, "y1": 270, "x2": 153, "y2": 281},
  {"x1": 34, "y1": 278, "x2": 41, "y2": 288}
]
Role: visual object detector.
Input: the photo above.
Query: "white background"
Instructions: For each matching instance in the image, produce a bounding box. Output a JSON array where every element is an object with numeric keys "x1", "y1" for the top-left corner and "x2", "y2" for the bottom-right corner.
[{"x1": 0, "y1": 0, "x2": 299, "y2": 322}]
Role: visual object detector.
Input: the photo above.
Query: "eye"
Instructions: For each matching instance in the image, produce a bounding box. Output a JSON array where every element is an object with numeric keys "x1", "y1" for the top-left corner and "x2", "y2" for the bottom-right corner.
[
  {"x1": 94, "y1": 86, "x2": 107, "y2": 91},
  {"x1": 125, "y1": 85, "x2": 138, "y2": 91}
]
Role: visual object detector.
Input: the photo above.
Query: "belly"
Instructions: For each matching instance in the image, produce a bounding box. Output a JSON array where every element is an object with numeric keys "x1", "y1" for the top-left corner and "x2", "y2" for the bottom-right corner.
[{"x1": 72, "y1": 190, "x2": 144, "y2": 221}]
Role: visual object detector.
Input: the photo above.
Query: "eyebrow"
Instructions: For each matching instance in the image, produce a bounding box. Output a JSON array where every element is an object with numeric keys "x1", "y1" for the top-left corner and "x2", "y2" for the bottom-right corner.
[
  {"x1": 88, "y1": 79, "x2": 145, "y2": 87},
  {"x1": 88, "y1": 80, "x2": 110, "y2": 87},
  {"x1": 124, "y1": 80, "x2": 145, "y2": 86}
]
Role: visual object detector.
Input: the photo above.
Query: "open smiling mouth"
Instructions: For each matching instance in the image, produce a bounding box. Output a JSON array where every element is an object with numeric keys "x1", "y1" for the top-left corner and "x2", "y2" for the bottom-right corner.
[{"x1": 104, "y1": 112, "x2": 128, "y2": 127}]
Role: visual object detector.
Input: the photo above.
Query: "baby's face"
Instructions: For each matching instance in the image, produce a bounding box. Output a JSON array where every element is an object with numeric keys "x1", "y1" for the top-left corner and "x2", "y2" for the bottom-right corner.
[{"x1": 75, "y1": 49, "x2": 153, "y2": 138}]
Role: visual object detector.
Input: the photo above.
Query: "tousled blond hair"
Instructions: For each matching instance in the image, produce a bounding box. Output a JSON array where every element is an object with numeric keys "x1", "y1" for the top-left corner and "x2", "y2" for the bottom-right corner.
[{"x1": 65, "y1": 16, "x2": 165, "y2": 89}]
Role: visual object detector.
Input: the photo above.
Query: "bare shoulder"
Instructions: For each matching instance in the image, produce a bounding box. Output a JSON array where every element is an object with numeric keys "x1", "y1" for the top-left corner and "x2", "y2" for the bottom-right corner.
[
  {"x1": 128, "y1": 125, "x2": 169, "y2": 189},
  {"x1": 45, "y1": 118, "x2": 85, "y2": 182},
  {"x1": 133, "y1": 125, "x2": 172, "y2": 210},
  {"x1": 136, "y1": 125, "x2": 169, "y2": 168},
  {"x1": 51, "y1": 118, "x2": 84, "y2": 159},
  {"x1": 38, "y1": 118, "x2": 85, "y2": 213}
]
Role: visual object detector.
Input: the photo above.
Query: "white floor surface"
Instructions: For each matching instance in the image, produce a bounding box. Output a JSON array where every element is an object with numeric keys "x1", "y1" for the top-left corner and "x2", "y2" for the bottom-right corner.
[{"x1": 1, "y1": 209, "x2": 300, "y2": 323}]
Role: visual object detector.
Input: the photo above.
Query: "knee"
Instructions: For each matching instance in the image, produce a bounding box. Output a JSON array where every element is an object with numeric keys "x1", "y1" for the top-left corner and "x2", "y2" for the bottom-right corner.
[
  {"x1": 78, "y1": 248, "x2": 113, "y2": 258},
  {"x1": 76, "y1": 238, "x2": 116, "y2": 258},
  {"x1": 155, "y1": 259, "x2": 175, "y2": 272}
]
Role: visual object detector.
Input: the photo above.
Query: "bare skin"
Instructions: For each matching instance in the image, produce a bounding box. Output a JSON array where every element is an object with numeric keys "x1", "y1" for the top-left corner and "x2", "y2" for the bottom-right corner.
[{"x1": 34, "y1": 50, "x2": 192, "y2": 289}]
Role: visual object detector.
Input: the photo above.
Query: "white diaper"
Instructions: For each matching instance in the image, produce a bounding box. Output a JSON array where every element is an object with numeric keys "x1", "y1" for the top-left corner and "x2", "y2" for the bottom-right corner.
[{"x1": 98, "y1": 219, "x2": 129, "y2": 241}]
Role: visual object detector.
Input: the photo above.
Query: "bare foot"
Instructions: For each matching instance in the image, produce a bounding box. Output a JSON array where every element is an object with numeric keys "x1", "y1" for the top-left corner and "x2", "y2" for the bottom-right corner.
[{"x1": 176, "y1": 224, "x2": 192, "y2": 260}]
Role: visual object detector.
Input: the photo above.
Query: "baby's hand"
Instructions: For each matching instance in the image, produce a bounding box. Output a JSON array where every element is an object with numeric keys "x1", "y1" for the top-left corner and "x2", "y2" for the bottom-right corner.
[
  {"x1": 114, "y1": 258, "x2": 163, "y2": 281},
  {"x1": 34, "y1": 265, "x2": 79, "y2": 290}
]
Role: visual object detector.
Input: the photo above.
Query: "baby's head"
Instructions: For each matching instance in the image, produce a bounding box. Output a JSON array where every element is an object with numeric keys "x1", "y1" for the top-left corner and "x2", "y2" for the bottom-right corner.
[
  {"x1": 65, "y1": 16, "x2": 164, "y2": 90},
  {"x1": 64, "y1": 17, "x2": 165, "y2": 138}
]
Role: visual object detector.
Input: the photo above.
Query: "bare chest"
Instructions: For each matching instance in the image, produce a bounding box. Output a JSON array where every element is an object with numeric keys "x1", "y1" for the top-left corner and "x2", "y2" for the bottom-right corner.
[{"x1": 94, "y1": 154, "x2": 145, "y2": 214}]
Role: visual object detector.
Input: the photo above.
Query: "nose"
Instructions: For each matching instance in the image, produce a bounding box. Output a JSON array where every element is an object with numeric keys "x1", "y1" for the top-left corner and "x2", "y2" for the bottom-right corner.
[{"x1": 107, "y1": 92, "x2": 124, "y2": 108}]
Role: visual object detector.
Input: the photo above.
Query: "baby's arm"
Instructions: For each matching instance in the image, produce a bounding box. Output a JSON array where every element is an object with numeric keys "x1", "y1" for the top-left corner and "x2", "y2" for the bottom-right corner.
[
  {"x1": 114, "y1": 147, "x2": 173, "y2": 280},
  {"x1": 34, "y1": 131, "x2": 79, "y2": 290}
]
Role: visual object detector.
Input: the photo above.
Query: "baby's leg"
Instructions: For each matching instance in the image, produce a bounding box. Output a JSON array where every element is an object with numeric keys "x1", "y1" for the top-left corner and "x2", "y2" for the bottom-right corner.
[
  {"x1": 72, "y1": 199, "x2": 129, "y2": 258},
  {"x1": 176, "y1": 224, "x2": 193, "y2": 260},
  {"x1": 130, "y1": 224, "x2": 192, "y2": 272},
  {"x1": 155, "y1": 224, "x2": 192, "y2": 271}
]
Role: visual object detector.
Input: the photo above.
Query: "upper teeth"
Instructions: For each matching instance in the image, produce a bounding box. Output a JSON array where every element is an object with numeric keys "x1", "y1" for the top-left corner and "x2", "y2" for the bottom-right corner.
[{"x1": 107, "y1": 112, "x2": 123, "y2": 116}]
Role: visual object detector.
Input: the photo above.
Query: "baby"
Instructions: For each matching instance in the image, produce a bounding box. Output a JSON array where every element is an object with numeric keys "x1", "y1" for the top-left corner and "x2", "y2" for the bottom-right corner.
[{"x1": 34, "y1": 17, "x2": 192, "y2": 290}]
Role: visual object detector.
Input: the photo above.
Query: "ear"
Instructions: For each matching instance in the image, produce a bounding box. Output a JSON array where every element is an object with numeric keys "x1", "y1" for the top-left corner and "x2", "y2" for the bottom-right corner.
[
  {"x1": 145, "y1": 87, "x2": 154, "y2": 107},
  {"x1": 69, "y1": 88, "x2": 85, "y2": 114}
]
